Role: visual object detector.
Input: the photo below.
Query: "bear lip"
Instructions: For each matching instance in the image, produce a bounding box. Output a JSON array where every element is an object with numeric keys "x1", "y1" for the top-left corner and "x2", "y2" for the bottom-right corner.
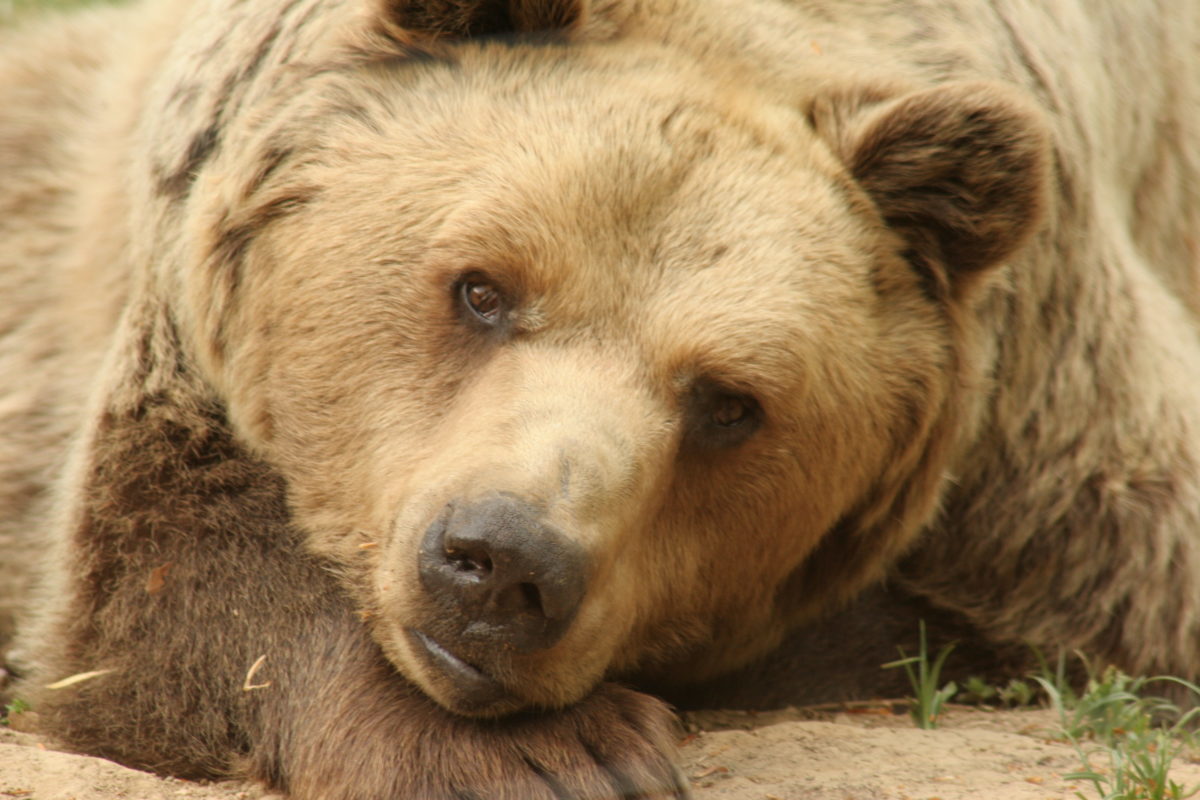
[{"x1": 407, "y1": 628, "x2": 521, "y2": 715}]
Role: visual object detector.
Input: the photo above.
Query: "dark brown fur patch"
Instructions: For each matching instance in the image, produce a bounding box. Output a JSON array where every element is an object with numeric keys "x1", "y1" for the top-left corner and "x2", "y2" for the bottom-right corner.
[
  {"x1": 207, "y1": 187, "x2": 318, "y2": 358},
  {"x1": 156, "y1": 123, "x2": 222, "y2": 199},
  {"x1": 385, "y1": 0, "x2": 585, "y2": 39},
  {"x1": 153, "y1": 0, "x2": 307, "y2": 201}
]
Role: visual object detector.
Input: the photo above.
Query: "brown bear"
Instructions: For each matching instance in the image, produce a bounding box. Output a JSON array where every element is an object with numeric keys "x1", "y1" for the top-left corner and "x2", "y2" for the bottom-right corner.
[{"x1": 2, "y1": 0, "x2": 1199, "y2": 796}]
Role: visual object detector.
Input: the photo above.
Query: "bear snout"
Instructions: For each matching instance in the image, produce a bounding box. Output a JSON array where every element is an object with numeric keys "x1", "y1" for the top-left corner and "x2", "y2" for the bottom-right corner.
[{"x1": 417, "y1": 493, "x2": 590, "y2": 654}]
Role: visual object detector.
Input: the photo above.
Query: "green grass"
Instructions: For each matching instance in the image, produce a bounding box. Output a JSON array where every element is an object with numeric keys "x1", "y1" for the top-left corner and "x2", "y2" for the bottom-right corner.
[
  {"x1": 1, "y1": 698, "x2": 29, "y2": 726},
  {"x1": 1037, "y1": 667, "x2": 1200, "y2": 800},
  {"x1": 958, "y1": 674, "x2": 1039, "y2": 707},
  {"x1": 887, "y1": 627, "x2": 1200, "y2": 799},
  {"x1": 883, "y1": 619, "x2": 957, "y2": 729}
]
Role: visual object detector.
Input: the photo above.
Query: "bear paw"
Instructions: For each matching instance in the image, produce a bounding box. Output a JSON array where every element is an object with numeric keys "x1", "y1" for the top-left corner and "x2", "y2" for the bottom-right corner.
[{"x1": 277, "y1": 681, "x2": 689, "y2": 800}]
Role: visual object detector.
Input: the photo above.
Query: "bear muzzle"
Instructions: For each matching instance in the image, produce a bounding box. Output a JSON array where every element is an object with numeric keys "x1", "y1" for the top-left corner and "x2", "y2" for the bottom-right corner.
[
  {"x1": 409, "y1": 493, "x2": 592, "y2": 709},
  {"x1": 418, "y1": 493, "x2": 589, "y2": 650}
]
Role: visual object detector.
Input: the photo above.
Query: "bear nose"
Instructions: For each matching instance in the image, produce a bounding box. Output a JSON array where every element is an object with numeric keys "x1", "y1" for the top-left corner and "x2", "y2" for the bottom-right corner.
[{"x1": 417, "y1": 494, "x2": 589, "y2": 653}]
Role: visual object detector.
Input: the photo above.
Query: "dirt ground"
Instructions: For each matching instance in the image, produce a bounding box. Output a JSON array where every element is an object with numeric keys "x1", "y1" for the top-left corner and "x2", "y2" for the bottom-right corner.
[{"x1": 5, "y1": 704, "x2": 1199, "y2": 800}]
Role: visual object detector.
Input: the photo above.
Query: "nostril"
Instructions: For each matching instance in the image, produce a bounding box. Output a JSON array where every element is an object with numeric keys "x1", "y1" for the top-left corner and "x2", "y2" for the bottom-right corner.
[
  {"x1": 517, "y1": 582, "x2": 541, "y2": 614},
  {"x1": 445, "y1": 547, "x2": 492, "y2": 576},
  {"x1": 493, "y1": 581, "x2": 544, "y2": 616}
]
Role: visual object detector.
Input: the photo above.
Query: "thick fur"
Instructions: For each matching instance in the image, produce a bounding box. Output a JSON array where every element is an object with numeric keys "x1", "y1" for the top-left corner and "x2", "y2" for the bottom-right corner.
[{"x1": 1, "y1": 0, "x2": 1199, "y2": 796}]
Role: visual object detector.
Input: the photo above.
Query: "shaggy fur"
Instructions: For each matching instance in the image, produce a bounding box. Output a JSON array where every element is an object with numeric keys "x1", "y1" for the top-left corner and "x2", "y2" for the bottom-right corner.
[{"x1": 1, "y1": 0, "x2": 1198, "y2": 796}]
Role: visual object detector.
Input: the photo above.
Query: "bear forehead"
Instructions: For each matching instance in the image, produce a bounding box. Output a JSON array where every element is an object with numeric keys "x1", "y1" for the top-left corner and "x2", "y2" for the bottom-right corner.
[
  {"x1": 226, "y1": 41, "x2": 899, "y2": 409},
  {"x1": 299, "y1": 39, "x2": 860, "y2": 244},
  {"x1": 293, "y1": 49, "x2": 884, "y2": 319}
]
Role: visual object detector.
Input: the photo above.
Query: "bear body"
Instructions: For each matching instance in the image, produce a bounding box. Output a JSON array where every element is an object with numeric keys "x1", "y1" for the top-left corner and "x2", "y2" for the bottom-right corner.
[{"x1": 2, "y1": 0, "x2": 1199, "y2": 795}]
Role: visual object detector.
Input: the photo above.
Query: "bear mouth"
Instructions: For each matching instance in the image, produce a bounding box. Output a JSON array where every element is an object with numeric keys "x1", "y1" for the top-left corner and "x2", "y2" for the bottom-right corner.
[{"x1": 406, "y1": 629, "x2": 520, "y2": 715}]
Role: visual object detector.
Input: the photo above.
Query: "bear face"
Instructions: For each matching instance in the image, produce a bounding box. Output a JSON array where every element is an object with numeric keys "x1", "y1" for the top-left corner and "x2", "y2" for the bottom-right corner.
[{"x1": 171, "y1": 34, "x2": 1049, "y2": 715}]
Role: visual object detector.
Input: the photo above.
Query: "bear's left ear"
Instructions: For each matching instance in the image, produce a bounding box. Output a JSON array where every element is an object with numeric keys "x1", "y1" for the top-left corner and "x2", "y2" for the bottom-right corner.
[
  {"x1": 834, "y1": 82, "x2": 1052, "y2": 297},
  {"x1": 376, "y1": 0, "x2": 588, "y2": 43}
]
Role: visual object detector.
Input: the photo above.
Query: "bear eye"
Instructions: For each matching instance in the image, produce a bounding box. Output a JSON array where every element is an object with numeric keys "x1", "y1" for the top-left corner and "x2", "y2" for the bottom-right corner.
[
  {"x1": 684, "y1": 382, "x2": 762, "y2": 450},
  {"x1": 460, "y1": 279, "x2": 504, "y2": 324},
  {"x1": 711, "y1": 394, "x2": 752, "y2": 427}
]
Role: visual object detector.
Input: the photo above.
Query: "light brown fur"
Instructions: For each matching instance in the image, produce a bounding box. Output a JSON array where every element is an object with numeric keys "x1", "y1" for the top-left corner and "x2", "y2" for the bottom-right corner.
[{"x1": 1, "y1": 0, "x2": 1198, "y2": 796}]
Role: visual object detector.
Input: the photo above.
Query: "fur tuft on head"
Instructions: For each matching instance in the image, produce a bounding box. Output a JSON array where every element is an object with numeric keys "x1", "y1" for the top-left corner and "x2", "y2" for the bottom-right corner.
[{"x1": 376, "y1": 0, "x2": 588, "y2": 43}]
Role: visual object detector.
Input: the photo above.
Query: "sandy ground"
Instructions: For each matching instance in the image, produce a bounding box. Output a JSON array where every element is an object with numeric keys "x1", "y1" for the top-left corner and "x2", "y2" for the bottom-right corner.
[
  {"x1": 4, "y1": 705, "x2": 1200, "y2": 799},
  {"x1": 0, "y1": 729, "x2": 267, "y2": 800}
]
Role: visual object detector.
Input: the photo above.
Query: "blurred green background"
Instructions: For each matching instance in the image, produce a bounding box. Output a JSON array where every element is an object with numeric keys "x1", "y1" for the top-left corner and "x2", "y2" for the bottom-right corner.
[{"x1": 2, "y1": 0, "x2": 111, "y2": 24}]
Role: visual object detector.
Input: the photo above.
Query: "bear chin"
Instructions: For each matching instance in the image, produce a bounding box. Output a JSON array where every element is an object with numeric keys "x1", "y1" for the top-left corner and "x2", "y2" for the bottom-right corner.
[{"x1": 404, "y1": 629, "x2": 524, "y2": 716}]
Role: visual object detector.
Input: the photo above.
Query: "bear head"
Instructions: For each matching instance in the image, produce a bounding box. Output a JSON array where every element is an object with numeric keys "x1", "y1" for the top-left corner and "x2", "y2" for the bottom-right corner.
[{"x1": 159, "y1": 0, "x2": 1050, "y2": 715}]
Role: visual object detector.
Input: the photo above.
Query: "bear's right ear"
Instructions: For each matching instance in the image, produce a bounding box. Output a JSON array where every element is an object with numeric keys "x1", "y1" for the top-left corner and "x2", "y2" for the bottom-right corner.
[
  {"x1": 374, "y1": 0, "x2": 588, "y2": 44},
  {"x1": 819, "y1": 82, "x2": 1052, "y2": 299}
]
